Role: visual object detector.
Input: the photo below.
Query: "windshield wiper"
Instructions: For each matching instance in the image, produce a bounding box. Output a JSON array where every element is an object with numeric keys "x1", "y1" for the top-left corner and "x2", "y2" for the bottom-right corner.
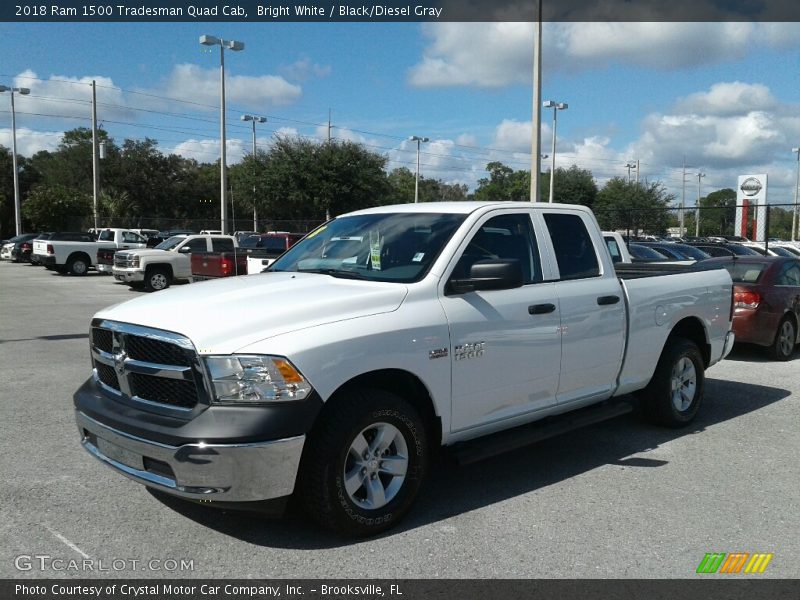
[{"x1": 297, "y1": 268, "x2": 367, "y2": 280}]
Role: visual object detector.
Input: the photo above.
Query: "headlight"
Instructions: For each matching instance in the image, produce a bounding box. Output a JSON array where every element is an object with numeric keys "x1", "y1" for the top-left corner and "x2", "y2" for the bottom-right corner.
[
  {"x1": 130, "y1": 255, "x2": 140, "y2": 267},
  {"x1": 204, "y1": 355, "x2": 312, "y2": 404}
]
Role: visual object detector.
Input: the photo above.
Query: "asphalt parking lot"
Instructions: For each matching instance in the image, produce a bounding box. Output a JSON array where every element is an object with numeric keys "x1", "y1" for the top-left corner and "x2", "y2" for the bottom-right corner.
[{"x1": 1, "y1": 260, "x2": 798, "y2": 579}]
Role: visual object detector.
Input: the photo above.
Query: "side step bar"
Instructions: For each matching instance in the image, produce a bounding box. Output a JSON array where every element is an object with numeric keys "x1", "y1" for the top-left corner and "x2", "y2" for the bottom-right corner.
[{"x1": 450, "y1": 400, "x2": 634, "y2": 465}]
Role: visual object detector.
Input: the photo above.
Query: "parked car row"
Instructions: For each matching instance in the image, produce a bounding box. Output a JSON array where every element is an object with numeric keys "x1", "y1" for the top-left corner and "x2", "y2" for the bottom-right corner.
[
  {"x1": 599, "y1": 233, "x2": 799, "y2": 361},
  {"x1": 4, "y1": 227, "x2": 305, "y2": 292}
]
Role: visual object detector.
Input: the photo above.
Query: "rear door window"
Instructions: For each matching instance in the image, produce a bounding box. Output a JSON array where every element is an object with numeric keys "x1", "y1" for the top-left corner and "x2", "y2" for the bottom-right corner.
[
  {"x1": 184, "y1": 238, "x2": 209, "y2": 252},
  {"x1": 211, "y1": 238, "x2": 235, "y2": 252},
  {"x1": 544, "y1": 213, "x2": 600, "y2": 280}
]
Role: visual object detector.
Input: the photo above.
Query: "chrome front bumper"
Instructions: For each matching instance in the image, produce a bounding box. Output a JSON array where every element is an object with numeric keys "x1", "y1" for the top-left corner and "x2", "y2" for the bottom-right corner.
[{"x1": 76, "y1": 410, "x2": 305, "y2": 502}]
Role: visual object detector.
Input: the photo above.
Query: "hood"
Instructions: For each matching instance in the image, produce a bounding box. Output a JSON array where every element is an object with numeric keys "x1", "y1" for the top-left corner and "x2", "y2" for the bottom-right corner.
[
  {"x1": 116, "y1": 248, "x2": 172, "y2": 258},
  {"x1": 94, "y1": 272, "x2": 408, "y2": 354}
]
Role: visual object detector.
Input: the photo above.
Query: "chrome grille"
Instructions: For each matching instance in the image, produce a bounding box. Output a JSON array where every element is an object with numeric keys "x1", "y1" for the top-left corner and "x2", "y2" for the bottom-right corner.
[
  {"x1": 113, "y1": 253, "x2": 137, "y2": 268},
  {"x1": 129, "y1": 373, "x2": 198, "y2": 408},
  {"x1": 90, "y1": 320, "x2": 203, "y2": 413},
  {"x1": 126, "y1": 336, "x2": 193, "y2": 367}
]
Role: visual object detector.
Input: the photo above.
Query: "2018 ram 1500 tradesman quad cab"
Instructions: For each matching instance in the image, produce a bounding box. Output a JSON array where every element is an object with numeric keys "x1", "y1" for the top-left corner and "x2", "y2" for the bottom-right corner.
[{"x1": 74, "y1": 202, "x2": 734, "y2": 536}]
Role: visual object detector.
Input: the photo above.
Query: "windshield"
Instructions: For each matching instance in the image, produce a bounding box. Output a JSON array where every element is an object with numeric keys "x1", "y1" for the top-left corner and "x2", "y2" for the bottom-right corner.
[
  {"x1": 155, "y1": 236, "x2": 186, "y2": 251},
  {"x1": 269, "y1": 212, "x2": 466, "y2": 283},
  {"x1": 770, "y1": 246, "x2": 797, "y2": 258},
  {"x1": 629, "y1": 244, "x2": 668, "y2": 260}
]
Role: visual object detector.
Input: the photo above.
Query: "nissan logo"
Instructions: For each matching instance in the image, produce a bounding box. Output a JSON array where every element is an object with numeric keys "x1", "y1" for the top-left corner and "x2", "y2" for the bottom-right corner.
[{"x1": 740, "y1": 177, "x2": 762, "y2": 197}]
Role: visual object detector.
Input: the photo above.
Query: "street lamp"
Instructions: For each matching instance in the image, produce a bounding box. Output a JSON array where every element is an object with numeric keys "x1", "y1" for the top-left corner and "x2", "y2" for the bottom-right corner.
[
  {"x1": 625, "y1": 162, "x2": 637, "y2": 182},
  {"x1": 409, "y1": 135, "x2": 429, "y2": 203},
  {"x1": 543, "y1": 100, "x2": 568, "y2": 203},
  {"x1": 200, "y1": 35, "x2": 244, "y2": 235},
  {"x1": 696, "y1": 172, "x2": 706, "y2": 237},
  {"x1": 792, "y1": 147, "x2": 799, "y2": 242},
  {"x1": 242, "y1": 114, "x2": 266, "y2": 231},
  {"x1": 0, "y1": 85, "x2": 30, "y2": 236}
]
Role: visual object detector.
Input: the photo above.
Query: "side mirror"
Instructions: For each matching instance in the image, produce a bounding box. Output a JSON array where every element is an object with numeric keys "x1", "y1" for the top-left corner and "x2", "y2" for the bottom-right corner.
[
  {"x1": 178, "y1": 247, "x2": 191, "y2": 253},
  {"x1": 448, "y1": 259, "x2": 524, "y2": 294}
]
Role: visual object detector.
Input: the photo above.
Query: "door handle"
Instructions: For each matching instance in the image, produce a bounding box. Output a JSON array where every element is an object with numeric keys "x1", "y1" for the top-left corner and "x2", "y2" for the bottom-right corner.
[
  {"x1": 597, "y1": 295, "x2": 620, "y2": 305},
  {"x1": 529, "y1": 303, "x2": 556, "y2": 315}
]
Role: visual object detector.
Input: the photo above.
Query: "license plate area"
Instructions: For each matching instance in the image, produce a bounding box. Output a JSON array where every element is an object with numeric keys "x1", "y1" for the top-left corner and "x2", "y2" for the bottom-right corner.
[{"x1": 96, "y1": 437, "x2": 144, "y2": 471}]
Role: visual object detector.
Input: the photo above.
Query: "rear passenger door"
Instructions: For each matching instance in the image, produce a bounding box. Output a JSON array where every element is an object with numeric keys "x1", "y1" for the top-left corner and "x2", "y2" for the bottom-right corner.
[
  {"x1": 440, "y1": 210, "x2": 562, "y2": 434},
  {"x1": 541, "y1": 210, "x2": 626, "y2": 405}
]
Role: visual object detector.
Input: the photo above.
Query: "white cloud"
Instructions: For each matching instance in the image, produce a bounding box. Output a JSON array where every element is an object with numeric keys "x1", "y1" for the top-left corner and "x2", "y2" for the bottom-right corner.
[
  {"x1": 0, "y1": 127, "x2": 62, "y2": 156},
  {"x1": 409, "y1": 23, "x2": 800, "y2": 88},
  {"x1": 167, "y1": 138, "x2": 247, "y2": 164},
  {"x1": 9, "y1": 69, "x2": 133, "y2": 125},
  {"x1": 161, "y1": 64, "x2": 302, "y2": 109},
  {"x1": 279, "y1": 57, "x2": 332, "y2": 82},
  {"x1": 673, "y1": 82, "x2": 778, "y2": 116}
]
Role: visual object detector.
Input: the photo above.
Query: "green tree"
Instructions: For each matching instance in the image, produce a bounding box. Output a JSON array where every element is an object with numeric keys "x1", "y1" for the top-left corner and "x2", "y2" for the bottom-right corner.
[
  {"x1": 474, "y1": 162, "x2": 529, "y2": 201},
  {"x1": 697, "y1": 188, "x2": 736, "y2": 236},
  {"x1": 594, "y1": 177, "x2": 674, "y2": 235},
  {"x1": 248, "y1": 137, "x2": 391, "y2": 221},
  {"x1": 548, "y1": 165, "x2": 598, "y2": 207},
  {"x1": 21, "y1": 184, "x2": 92, "y2": 231}
]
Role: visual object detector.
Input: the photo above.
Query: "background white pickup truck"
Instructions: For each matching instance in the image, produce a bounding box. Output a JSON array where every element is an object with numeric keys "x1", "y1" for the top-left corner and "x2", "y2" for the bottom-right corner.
[
  {"x1": 74, "y1": 202, "x2": 734, "y2": 537},
  {"x1": 113, "y1": 234, "x2": 238, "y2": 291},
  {"x1": 35, "y1": 228, "x2": 147, "y2": 275}
]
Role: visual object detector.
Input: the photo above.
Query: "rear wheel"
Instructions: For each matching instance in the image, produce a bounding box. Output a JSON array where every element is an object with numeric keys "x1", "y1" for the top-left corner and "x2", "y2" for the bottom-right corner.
[
  {"x1": 297, "y1": 388, "x2": 428, "y2": 537},
  {"x1": 771, "y1": 317, "x2": 796, "y2": 361},
  {"x1": 145, "y1": 266, "x2": 171, "y2": 292},
  {"x1": 67, "y1": 256, "x2": 89, "y2": 276},
  {"x1": 639, "y1": 337, "x2": 705, "y2": 427}
]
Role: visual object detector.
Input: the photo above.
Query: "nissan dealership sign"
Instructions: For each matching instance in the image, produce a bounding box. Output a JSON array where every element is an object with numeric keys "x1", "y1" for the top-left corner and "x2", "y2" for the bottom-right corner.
[{"x1": 735, "y1": 174, "x2": 768, "y2": 241}]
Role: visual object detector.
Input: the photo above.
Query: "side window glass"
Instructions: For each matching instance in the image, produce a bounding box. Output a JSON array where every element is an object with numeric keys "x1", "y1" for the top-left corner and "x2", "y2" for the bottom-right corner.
[
  {"x1": 544, "y1": 213, "x2": 601, "y2": 280},
  {"x1": 778, "y1": 263, "x2": 800, "y2": 286},
  {"x1": 453, "y1": 213, "x2": 541, "y2": 285},
  {"x1": 186, "y1": 238, "x2": 208, "y2": 252},
  {"x1": 212, "y1": 238, "x2": 235, "y2": 252}
]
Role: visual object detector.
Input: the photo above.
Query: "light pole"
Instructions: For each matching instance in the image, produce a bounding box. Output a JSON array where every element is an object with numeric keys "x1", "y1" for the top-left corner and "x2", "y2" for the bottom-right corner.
[
  {"x1": 242, "y1": 114, "x2": 266, "y2": 231},
  {"x1": 696, "y1": 172, "x2": 705, "y2": 237},
  {"x1": 530, "y1": 0, "x2": 542, "y2": 202},
  {"x1": 409, "y1": 135, "x2": 429, "y2": 203},
  {"x1": 200, "y1": 35, "x2": 244, "y2": 235},
  {"x1": 543, "y1": 100, "x2": 567, "y2": 203},
  {"x1": 0, "y1": 85, "x2": 30, "y2": 236},
  {"x1": 792, "y1": 147, "x2": 799, "y2": 242},
  {"x1": 625, "y1": 162, "x2": 637, "y2": 182}
]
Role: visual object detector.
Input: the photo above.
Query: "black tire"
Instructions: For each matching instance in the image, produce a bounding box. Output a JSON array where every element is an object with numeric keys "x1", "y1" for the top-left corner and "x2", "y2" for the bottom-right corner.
[
  {"x1": 66, "y1": 256, "x2": 89, "y2": 276},
  {"x1": 297, "y1": 388, "x2": 428, "y2": 537},
  {"x1": 144, "y1": 266, "x2": 171, "y2": 292},
  {"x1": 770, "y1": 316, "x2": 797, "y2": 361},
  {"x1": 639, "y1": 337, "x2": 705, "y2": 428}
]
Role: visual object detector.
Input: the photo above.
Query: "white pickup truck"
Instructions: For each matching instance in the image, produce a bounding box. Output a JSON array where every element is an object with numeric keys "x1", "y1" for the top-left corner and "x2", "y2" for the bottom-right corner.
[
  {"x1": 35, "y1": 228, "x2": 147, "y2": 275},
  {"x1": 112, "y1": 234, "x2": 237, "y2": 292},
  {"x1": 73, "y1": 202, "x2": 734, "y2": 536}
]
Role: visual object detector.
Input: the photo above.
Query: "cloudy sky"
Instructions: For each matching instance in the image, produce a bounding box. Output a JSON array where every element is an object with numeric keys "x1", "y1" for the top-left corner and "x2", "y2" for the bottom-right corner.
[{"x1": 1, "y1": 21, "x2": 800, "y2": 204}]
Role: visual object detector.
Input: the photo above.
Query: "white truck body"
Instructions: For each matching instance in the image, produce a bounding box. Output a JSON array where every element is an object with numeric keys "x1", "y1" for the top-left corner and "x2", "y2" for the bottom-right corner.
[
  {"x1": 75, "y1": 202, "x2": 734, "y2": 535},
  {"x1": 35, "y1": 228, "x2": 146, "y2": 275},
  {"x1": 112, "y1": 234, "x2": 237, "y2": 291}
]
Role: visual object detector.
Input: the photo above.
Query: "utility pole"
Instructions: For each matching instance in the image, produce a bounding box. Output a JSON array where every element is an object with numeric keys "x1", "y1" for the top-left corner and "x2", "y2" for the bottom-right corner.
[
  {"x1": 241, "y1": 114, "x2": 266, "y2": 231},
  {"x1": 696, "y1": 172, "x2": 705, "y2": 237},
  {"x1": 636, "y1": 159, "x2": 640, "y2": 184},
  {"x1": 91, "y1": 80, "x2": 100, "y2": 230},
  {"x1": 792, "y1": 147, "x2": 800, "y2": 242}
]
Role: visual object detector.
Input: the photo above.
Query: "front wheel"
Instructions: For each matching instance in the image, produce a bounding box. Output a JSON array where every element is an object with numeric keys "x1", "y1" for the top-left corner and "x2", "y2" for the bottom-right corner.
[
  {"x1": 770, "y1": 317, "x2": 797, "y2": 361},
  {"x1": 639, "y1": 337, "x2": 705, "y2": 428},
  {"x1": 297, "y1": 388, "x2": 428, "y2": 537},
  {"x1": 145, "y1": 267, "x2": 171, "y2": 292}
]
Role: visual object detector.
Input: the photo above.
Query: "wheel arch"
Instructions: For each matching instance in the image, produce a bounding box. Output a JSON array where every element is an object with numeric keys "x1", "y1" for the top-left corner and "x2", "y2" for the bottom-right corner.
[
  {"x1": 145, "y1": 262, "x2": 173, "y2": 279},
  {"x1": 320, "y1": 369, "x2": 442, "y2": 449},
  {"x1": 667, "y1": 316, "x2": 710, "y2": 367},
  {"x1": 66, "y1": 251, "x2": 92, "y2": 266}
]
